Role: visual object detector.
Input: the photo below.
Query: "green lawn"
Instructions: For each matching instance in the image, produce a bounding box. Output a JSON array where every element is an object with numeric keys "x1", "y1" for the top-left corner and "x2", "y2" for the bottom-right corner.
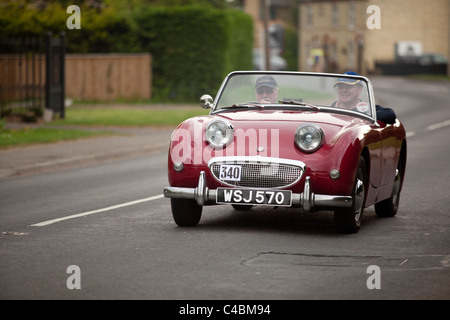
[
  {"x1": 0, "y1": 127, "x2": 115, "y2": 149},
  {"x1": 0, "y1": 105, "x2": 209, "y2": 148},
  {"x1": 50, "y1": 106, "x2": 210, "y2": 127},
  {"x1": 406, "y1": 74, "x2": 450, "y2": 81}
]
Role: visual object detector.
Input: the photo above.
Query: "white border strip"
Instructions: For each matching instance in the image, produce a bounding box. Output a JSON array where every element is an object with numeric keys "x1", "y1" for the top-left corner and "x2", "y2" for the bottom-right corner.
[{"x1": 30, "y1": 194, "x2": 164, "y2": 227}]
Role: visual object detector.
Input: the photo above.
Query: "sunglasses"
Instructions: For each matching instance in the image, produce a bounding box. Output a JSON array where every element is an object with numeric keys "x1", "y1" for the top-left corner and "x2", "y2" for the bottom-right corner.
[{"x1": 256, "y1": 87, "x2": 274, "y2": 95}]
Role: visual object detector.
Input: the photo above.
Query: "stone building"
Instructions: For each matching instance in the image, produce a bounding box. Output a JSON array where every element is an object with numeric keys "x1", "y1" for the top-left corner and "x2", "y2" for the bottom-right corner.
[
  {"x1": 297, "y1": 0, "x2": 449, "y2": 74},
  {"x1": 243, "y1": 0, "x2": 449, "y2": 74}
]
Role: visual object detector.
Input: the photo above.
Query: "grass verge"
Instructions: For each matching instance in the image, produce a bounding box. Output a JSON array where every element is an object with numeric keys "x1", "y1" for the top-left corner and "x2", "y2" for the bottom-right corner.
[
  {"x1": 0, "y1": 127, "x2": 115, "y2": 149},
  {"x1": 50, "y1": 106, "x2": 209, "y2": 127},
  {"x1": 406, "y1": 74, "x2": 450, "y2": 81},
  {"x1": 1, "y1": 105, "x2": 209, "y2": 148}
]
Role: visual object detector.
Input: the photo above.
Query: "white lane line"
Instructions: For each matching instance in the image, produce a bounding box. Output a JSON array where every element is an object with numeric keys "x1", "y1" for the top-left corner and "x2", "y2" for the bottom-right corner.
[
  {"x1": 426, "y1": 119, "x2": 450, "y2": 132},
  {"x1": 407, "y1": 119, "x2": 450, "y2": 138},
  {"x1": 30, "y1": 194, "x2": 165, "y2": 227}
]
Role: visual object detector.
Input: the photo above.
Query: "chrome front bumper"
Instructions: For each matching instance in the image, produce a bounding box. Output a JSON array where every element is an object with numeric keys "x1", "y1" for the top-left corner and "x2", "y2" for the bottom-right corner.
[{"x1": 163, "y1": 171, "x2": 352, "y2": 211}]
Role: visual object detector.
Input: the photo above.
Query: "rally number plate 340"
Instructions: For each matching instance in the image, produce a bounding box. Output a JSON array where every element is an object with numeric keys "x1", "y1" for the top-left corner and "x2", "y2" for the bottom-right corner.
[{"x1": 216, "y1": 188, "x2": 292, "y2": 207}]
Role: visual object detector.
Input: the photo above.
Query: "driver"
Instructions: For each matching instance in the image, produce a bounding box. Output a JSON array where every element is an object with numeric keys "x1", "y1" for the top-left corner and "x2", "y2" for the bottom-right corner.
[
  {"x1": 333, "y1": 74, "x2": 365, "y2": 110},
  {"x1": 255, "y1": 75, "x2": 279, "y2": 103},
  {"x1": 333, "y1": 71, "x2": 396, "y2": 124}
]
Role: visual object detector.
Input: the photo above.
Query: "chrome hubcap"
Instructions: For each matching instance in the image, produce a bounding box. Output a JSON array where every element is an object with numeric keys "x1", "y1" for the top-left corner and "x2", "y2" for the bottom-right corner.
[
  {"x1": 391, "y1": 168, "x2": 400, "y2": 208},
  {"x1": 354, "y1": 178, "x2": 364, "y2": 222}
]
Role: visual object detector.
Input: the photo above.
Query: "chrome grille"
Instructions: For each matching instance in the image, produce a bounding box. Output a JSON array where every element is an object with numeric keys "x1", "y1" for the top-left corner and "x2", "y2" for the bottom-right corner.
[{"x1": 209, "y1": 157, "x2": 305, "y2": 188}]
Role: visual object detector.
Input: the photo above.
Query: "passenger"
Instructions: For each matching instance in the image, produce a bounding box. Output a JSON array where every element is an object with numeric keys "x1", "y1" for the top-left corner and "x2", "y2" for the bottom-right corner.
[{"x1": 333, "y1": 71, "x2": 396, "y2": 124}]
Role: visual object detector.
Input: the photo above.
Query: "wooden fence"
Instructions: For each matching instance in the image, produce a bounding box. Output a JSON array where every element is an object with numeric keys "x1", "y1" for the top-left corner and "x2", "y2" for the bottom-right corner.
[
  {"x1": 65, "y1": 53, "x2": 152, "y2": 101},
  {"x1": 0, "y1": 55, "x2": 45, "y2": 107},
  {"x1": 1, "y1": 53, "x2": 152, "y2": 105}
]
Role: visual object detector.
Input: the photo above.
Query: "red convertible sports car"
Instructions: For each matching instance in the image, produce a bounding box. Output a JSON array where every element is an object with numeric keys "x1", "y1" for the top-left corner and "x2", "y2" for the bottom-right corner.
[{"x1": 163, "y1": 71, "x2": 407, "y2": 233}]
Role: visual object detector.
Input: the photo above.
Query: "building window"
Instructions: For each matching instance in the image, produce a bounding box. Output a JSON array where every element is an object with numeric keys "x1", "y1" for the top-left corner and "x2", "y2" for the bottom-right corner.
[
  {"x1": 306, "y1": 4, "x2": 313, "y2": 29},
  {"x1": 348, "y1": 1, "x2": 355, "y2": 30},
  {"x1": 348, "y1": 41, "x2": 355, "y2": 69},
  {"x1": 332, "y1": 3, "x2": 339, "y2": 27}
]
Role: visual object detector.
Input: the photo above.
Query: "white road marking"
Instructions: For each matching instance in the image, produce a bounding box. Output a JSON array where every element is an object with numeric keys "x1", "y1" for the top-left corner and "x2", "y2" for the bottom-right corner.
[
  {"x1": 406, "y1": 119, "x2": 450, "y2": 139},
  {"x1": 426, "y1": 119, "x2": 450, "y2": 132},
  {"x1": 399, "y1": 259, "x2": 408, "y2": 267},
  {"x1": 30, "y1": 194, "x2": 165, "y2": 227}
]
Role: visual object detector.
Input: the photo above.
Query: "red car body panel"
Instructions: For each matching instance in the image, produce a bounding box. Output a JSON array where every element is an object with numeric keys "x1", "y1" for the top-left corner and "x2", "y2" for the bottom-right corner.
[{"x1": 167, "y1": 109, "x2": 406, "y2": 207}]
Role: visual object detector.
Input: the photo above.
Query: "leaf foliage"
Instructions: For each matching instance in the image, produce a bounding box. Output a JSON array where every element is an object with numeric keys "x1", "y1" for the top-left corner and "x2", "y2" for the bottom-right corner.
[{"x1": 1, "y1": 0, "x2": 253, "y2": 102}]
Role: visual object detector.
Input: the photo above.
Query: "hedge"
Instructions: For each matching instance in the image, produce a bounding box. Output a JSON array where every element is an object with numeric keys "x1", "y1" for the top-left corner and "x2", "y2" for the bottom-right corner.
[
  {"x1": 0, "y1": 3, "x2": 253, "y2": 102},
  {"x1": 131, "y1": 5, "x2": 253, "y2": 101}
]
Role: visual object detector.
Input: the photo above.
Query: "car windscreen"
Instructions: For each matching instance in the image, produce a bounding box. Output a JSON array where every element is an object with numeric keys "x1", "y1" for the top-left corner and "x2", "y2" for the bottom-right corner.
[{"x1": 214, "y1": 73, "x2": 373, "y2": 118}]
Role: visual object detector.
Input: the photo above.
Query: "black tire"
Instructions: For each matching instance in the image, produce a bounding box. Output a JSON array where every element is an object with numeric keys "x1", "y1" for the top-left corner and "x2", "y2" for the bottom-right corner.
[
  {"x1": 334, "y1": 156, "x2": 367, "y2": 234},
  {"x1": 375, "y1": 159, "x2": 403, "y2": 217},
  {"x1": 232, "y1": 204, "x2": 253, "y2": 211},
  {"x1": 171, "y1": 198, "x2": 202, "y2": 227}
]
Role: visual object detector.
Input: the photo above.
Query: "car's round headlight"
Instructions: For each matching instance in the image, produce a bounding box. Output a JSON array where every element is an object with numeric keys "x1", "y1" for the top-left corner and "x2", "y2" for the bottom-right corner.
[
  {"x1": 205, "y1": 120, "x2": 234, "y2": 148},
  {"x1": 295, "y1": 123, "x2": 324, "y2": 153}
]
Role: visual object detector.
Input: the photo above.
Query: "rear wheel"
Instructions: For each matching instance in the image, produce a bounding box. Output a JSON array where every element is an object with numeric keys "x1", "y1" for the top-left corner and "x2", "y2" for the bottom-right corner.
[
  {"x1": 375, "y1": 159, "x2": 403, "y2": 217},
  {"x1": 334, "y1": 156, "x2": 367, "y2": 234},
  {"x1": 171, "y1": 198, "x2": 202, "y2": 226}
]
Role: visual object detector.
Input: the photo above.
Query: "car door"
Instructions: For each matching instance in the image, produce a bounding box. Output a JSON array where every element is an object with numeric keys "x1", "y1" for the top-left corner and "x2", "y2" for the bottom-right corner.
[{"x1": 378, "y1": 123, "x2": 398, "y2": 187}]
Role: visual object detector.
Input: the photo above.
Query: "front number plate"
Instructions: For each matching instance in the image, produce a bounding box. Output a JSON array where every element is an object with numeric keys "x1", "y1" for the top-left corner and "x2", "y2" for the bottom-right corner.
[
  {"x1": 216, "y1": 188, "x2": 292, "y2": 207},
  {"x1": 219, "y1": 164, "x2": 241, "y2": 181}
]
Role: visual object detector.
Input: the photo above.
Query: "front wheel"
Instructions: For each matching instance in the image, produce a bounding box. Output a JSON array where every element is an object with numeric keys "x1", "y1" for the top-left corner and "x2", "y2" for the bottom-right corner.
[
  {"x1": 171, "y1": 198, "x2": 202, "y2": 226},
  {"x1": 334, "y1": 156, "x2": 367, "y2": 234}
]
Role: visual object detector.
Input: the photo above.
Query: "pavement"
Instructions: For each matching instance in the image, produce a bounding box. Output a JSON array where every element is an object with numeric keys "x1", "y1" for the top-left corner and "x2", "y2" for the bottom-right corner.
[{"x1": 0, "y1": 121, "x2": 176, "y2": 180}]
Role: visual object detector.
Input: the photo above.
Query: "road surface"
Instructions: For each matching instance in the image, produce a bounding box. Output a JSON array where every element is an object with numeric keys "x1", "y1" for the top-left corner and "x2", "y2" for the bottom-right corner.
[{"x1": 1, "y1": 77, "x2": 449, "y2": 302}]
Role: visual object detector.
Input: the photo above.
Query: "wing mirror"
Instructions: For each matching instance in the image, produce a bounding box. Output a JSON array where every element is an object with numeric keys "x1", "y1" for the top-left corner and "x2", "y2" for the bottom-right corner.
[{"x1": 200, "y1": 94, "x2": 214, "y2": 109}]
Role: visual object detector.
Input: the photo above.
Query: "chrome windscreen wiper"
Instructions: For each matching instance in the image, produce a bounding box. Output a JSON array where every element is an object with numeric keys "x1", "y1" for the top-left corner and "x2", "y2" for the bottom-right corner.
[
  {"x1": 213, "y1": 102, "x2": 264, "y2": 113},
  {"x1": 279, "y1": 99, "x2": 321, "y2": 111}
]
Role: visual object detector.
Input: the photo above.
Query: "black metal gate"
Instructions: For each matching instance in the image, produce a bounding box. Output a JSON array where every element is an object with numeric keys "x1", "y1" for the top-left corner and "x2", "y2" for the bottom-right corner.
[
  {"x1": 46, "y1": 32, "x2": 65, "y2": 118},
  {"x1": 0, "y1": 32, "x2": 65, "y2": 121}
]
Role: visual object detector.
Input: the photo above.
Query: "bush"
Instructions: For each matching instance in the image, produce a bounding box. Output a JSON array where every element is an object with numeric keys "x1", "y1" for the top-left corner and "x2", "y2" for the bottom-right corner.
[
  {"x1": 132, "y1": 5, "x2": 253, "y2": 101},
  {"x1": 0, "y1": 3, "x2": 253, "y2": 102},
  {"x1": 282, "y1": 26, "x2": 298, "y2": 71}
]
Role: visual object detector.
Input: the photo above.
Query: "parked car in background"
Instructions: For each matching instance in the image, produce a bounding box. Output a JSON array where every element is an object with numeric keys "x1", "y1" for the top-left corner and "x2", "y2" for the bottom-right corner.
[
  {"x1": 253, "y1": 49, "x2": 287, "y2": 71},
  {"x1": 375, "y1": 52, "x2": 448, "y2": 75},
  {"x1": 163, "y1": 71, "x2": 407, "y2": 233},
  {"x1": 419, "y1": 53, "x2": 448, "y2": 66}
]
